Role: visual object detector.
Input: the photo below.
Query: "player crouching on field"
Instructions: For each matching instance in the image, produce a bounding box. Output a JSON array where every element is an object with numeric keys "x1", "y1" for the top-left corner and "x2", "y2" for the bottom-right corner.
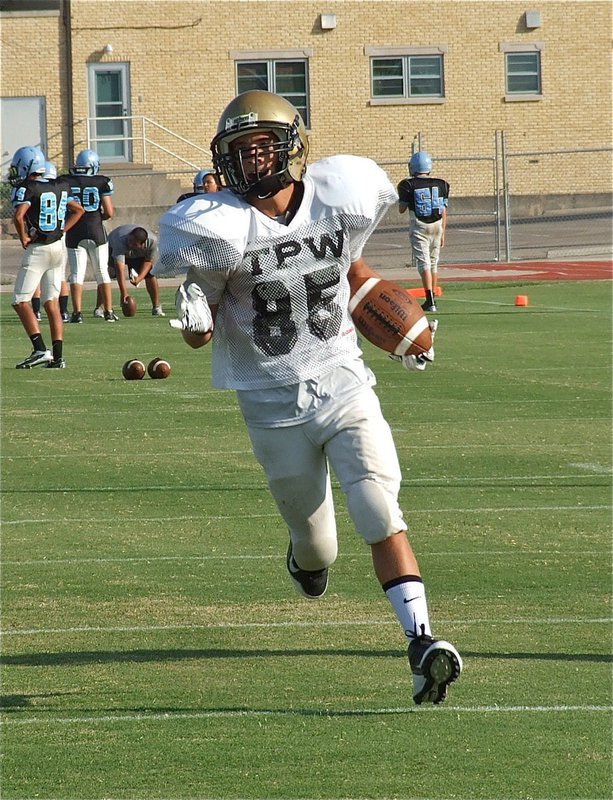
[{"x1": 153, "y1": 91, "x2": 462, "y2": 705}]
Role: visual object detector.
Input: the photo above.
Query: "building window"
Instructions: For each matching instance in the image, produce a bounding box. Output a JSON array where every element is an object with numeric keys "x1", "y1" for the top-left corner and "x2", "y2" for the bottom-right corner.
[
  {"x1": 500, "y1": 42, "x2": 543, "y2": 101},
  {"x1": 236, "y1": 60, "x2": 310, "y2": 127},
  {"x1": 506, "y1": 51, "x2": 541, "y2": 94},
  {"x1": 365, "y1": 46, "x2": 447, "y2": 105},
  {"x1": 0, "y1": 0, "x2": 60, "y2": 10}
]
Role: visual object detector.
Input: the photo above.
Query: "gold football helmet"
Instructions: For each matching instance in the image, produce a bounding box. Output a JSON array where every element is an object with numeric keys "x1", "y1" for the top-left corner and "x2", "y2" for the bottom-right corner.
[{"x1": 211, "y1": 90, "x2": 309, "y2": 198}]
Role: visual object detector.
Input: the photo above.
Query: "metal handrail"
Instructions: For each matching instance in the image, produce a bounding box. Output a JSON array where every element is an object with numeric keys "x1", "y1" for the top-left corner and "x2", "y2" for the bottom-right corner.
[
  {"x1": 141, "y1": 117, "x2": 211, "y2": 160},
  {"x1": 85, "y1": 115, "x2": 211, "y2": 169}
]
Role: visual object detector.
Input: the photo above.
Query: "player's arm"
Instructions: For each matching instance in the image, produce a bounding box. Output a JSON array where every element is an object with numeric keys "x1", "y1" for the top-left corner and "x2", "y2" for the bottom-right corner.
[
  {"x1": 13, "y1": 203, "x2": 32, "y2": 248},
  {"x1": 441, "y1": 183, "x2": 450, "y2": 246},
  {"x1": 397, "y1": 180, "x2": 410, "y2": 214},
  {"x1": 101, "y1": 195, "x2": 114, "y2": 221},
  {"x1": 132, "y1": 260, "x2": 153, "y2": 285},
  {"x1": 113, "y1": 256, "x2": 130, "y2": 300},
  {"x1": 63, "y1": 199, "x2": 85, "y2": 234},
  {"x1": 348, "y1": 256, "x2": 382, "y2": 283}
]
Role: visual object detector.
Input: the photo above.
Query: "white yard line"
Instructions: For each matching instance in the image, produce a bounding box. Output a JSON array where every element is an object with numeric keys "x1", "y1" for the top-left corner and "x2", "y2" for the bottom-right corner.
[
  {"x1": 2, "y1": 549, "x2": 609, "y2": 567},
  {"x1": 2, "y1": 704, "x2": 611, "y2": 727},
  {"x1": 2, "y1": 447, "x2": 611, "y2": 460},
  {"x1": 2, "y1": 617, "x2": 611, "y2": 637},
  {"x1": 3, "y1": 503, "x2": 610, "y2": 526},
  {"x1": 0, "y1": 476, "x2": 609, "y2": 495}
]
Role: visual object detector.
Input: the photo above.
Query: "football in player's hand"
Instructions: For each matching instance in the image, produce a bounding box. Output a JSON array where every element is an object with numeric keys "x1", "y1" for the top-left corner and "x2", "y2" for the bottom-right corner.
[
  {"x1": 348, "y1": 275, "x2": 432, "y2": 356},
  {"x1": 147, "y1": 357, "x2": 171, "y2": 379},
  {"x1": 122, "y1": 359, "x2": 145, "y2": 380},
  {"x1": 121, "y1": 295, "x2": 137, "y2": 317}
]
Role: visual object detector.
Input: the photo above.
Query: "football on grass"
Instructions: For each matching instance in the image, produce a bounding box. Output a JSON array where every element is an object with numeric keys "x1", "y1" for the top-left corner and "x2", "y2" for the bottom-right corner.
[
  {"x1": 147, "y1": 357, "x2": 171, "y2": 379},
  {"x1": 348, "y1": 275, "x2": 432, "y2": 356},
  {"x1": 122, "y1": 359, "x2": 145, "y2": 380},
  {"x1": 121, "y1": 295, "x2": 137, "y2": 317}
]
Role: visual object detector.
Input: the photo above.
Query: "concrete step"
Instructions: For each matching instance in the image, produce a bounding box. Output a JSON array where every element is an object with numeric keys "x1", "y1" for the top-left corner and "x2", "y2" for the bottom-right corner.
[{"x1": 107, "y1": 171, "x2": 187, "y2": 207}]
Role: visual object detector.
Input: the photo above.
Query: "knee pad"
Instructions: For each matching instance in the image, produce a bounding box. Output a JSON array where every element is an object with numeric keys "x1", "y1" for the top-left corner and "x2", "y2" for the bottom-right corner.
[
  {"x1": 346, "y1": 478, "x2": 406, "y2": 545},
  {"x1": 67, "y1": 247, "x2": 88, "y2": 285},
  {"x1": 267, "y1": 473, "x2": 339, "y2": 571}
]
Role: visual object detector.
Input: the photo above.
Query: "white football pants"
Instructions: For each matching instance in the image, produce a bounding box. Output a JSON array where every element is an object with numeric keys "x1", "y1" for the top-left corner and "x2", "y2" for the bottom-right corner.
[
  {"x1": 13, "y1": 239, "x2": 66, "y2": 304},
  {"x1": 68, "y1": 240, "x2": 111, "y2": 285},
  {"x1": 246, "y1": 384, "x2": 406, "y2": 571},
  {"x1": 409, "y1": 218, "x2": 443, "y2": 275}
]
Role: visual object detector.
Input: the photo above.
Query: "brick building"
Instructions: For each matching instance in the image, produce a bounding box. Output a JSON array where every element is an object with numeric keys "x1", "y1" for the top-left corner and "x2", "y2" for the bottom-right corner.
[{"x1": 1, "y1": 0, "x2": 611, "y2": 200}]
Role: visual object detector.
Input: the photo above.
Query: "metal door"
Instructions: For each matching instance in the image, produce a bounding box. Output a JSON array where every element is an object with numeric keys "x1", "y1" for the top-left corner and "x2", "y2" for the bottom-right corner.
[
  {"x1": 88, "y1": 64, "x2": 132, "y2": 161},
  {"x1": 0, "y1": 96, "x2": 47, "y2": 179}
]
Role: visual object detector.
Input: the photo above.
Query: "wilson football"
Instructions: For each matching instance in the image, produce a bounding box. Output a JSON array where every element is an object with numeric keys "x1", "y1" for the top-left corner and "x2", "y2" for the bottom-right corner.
[
  {"x1": 147, "y1": 357, "x2": 171, "y2": 379},
  {"x1": 348, "y1": 276, "x2": 432, "y2": 356},
  {"x1": 121, "y1": 295, "x2": 137, "y2": 317},
  {"x1": 122, "y1": 359, "x2": 145, "y2": 380}
]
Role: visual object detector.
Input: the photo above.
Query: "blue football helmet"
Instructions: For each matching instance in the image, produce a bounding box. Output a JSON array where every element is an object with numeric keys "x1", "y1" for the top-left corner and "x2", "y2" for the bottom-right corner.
[
  {"x1": 193, "y1": 169, "x2": 214, "y2": 192},
  {"x1": 71, "y1": 148, "x2": 100, "y2": 175},
  {"x1": 409, "y1": 151, "x2": 433, "y2": 176},
  {"x1": 43, "y1": 161, "x2": 57, "y2": 180},
  {"x1": 8, "y1": 146, "x2": 46, "y2": 186}
]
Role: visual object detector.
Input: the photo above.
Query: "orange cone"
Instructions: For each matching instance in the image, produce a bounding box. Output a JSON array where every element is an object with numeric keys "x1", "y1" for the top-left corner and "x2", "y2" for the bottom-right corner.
[{"x1": 515, "y1": 295, "x2": 529, "y2": 307}]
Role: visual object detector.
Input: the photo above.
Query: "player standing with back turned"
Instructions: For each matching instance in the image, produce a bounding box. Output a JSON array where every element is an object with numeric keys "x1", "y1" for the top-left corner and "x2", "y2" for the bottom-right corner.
[
  {"x1": 398, "y1": 151, "x2": 449, "y2": 312},
  {"x1": 60, "y1": 148, "x2": 116, "y2": 323},
  {"x1": 153, "y1": 91, "x2": 462, "y2": 705},
  {"x1": 10, "y1": 146, "x2": 84, "y2": 369}
]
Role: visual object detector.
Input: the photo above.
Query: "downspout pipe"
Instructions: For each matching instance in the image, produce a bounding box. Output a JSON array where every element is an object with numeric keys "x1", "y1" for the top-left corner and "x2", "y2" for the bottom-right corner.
[{"x1": 62, "y1": 0, "x2": 75, "y2": 164}]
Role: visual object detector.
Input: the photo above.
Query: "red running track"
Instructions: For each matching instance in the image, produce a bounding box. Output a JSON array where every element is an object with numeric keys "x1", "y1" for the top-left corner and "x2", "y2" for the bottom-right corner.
[{"x1": 437, "y1": 260, "x2": 612, "y2": 283}]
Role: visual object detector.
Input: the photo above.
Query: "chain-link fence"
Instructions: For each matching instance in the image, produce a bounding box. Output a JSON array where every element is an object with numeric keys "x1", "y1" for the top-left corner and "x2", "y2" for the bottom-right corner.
[
  {"x1": 380, "y1": 132, "x2": 612, "y2": 263},
  {"x1": 2, "y1": 133, "x2": 611, "y2": 263},
  {"x1": 501, "y1": 139, "x2": 612, "y2": 261}
]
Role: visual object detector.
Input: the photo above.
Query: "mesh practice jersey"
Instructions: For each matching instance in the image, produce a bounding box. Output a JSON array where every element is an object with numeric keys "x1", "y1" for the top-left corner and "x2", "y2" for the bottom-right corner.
[{"x1": 154, "y1": 155, "x2": 397, "y2": 390}]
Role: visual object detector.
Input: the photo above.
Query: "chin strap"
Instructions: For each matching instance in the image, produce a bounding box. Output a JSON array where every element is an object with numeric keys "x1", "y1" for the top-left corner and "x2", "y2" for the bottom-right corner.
[{"x1": 246, "y1": 172, "x2": 292, "y2": 200}]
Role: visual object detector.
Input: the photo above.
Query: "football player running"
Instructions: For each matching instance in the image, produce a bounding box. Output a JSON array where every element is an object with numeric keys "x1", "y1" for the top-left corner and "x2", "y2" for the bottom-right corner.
[
  {"x1": 60, "y1": 149, "x2": 116, "y2": 323},
  {"x1": 153, "y1": 91, "x2": 462, "y2": 705},
  {"x1": 10, "y1": 146, "x2": 84, "y2": 369}
]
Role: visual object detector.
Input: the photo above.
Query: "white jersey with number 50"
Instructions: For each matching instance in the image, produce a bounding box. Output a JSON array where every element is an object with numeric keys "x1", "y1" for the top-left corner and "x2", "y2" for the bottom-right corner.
[{"x1": 154, "y1": 154, "x2": 397, "y2": 390}]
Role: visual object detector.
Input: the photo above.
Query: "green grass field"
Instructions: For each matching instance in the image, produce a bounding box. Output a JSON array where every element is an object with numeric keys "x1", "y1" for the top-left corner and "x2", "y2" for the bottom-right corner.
[{"x1": 1, "y1": 279, "x2": 611, "y2": 800}]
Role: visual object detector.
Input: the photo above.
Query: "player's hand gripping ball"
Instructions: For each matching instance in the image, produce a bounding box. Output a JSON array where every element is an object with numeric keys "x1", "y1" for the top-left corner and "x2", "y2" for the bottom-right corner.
[
  {"x1": 121, "y1": 295, "x2": 137, "y2": 317},
  {"x1": 348, "y1": 275, "x2": 432, "y2": 356},
  {"x1": 147, "y1": 357, "x2": 171, "y2": 379},
  {"x1": 122, "y1": 359, "x2": 146, "y2": 380}
]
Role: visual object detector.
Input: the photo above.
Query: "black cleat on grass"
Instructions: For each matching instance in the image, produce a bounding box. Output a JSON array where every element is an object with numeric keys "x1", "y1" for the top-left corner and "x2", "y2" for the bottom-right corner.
[{"x1": 286, "y1": 541, "x2": 329, "y2": 599}]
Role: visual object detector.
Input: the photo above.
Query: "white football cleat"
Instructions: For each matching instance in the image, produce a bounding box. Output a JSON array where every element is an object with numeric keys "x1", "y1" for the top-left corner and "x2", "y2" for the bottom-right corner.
[{"x1": 15, "y1": 349, "x2": 52, "y2": 369}]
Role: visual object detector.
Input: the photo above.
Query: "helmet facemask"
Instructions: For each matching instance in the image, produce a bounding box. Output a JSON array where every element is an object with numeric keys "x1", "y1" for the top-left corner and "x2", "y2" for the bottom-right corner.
[{"x1": 8, "y1": 147, "x2": 46, "y2": 186}]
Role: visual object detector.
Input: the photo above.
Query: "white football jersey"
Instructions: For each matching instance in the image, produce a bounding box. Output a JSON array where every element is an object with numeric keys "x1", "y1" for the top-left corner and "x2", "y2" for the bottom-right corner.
[{"x1": 154, "y1": 155, "x2": 397, "y2": 390}]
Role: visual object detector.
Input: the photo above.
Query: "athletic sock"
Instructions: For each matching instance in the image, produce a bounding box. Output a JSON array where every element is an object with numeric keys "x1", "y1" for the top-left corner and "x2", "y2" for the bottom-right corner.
[
  {"x1": 31, "y1": 297, "x2": 41, "y2": 316},
  {"x1": 30, "y1": 333, "x2": 46, "y2": 352},
  {"x1": 382, "y1": 575, "x2": 432, "y2": 641},
  {"x1": 59, "y1": 295, "x2": 69, "y2": 316},
  {"x1": 425, "y1": 290, "x2": 435, "y2": 306},
  {"x1": 52, "y1": 340, "x2": 63, "y2": 361}
]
